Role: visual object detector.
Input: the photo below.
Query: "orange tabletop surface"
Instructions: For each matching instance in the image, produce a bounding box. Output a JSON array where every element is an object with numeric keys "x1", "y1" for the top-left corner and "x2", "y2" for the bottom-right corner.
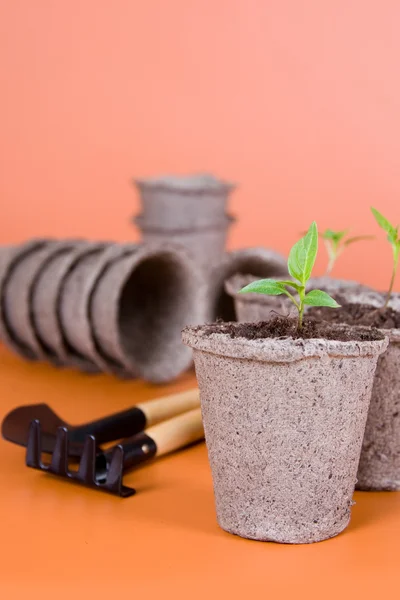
[{"x1": 0, "y1": 345, "x2": 399, "y2": 599}]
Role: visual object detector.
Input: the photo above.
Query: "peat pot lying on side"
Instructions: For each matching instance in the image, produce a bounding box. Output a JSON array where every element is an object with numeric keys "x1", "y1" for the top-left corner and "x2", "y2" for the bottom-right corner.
[{"x1": 182, "y1": 317, "x2": 387, "y2": 544}]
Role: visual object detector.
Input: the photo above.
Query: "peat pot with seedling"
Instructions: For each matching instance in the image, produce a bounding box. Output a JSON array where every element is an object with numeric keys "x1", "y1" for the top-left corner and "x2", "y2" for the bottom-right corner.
[
  {"x1": 309, "y1": 207, "x2": 400, "y2": 490},
  {"x1": 224, "y1": 225, "x2": 374, "y2": 324},
  {"x1": 183, "y1": 222, "x2": 387, "y2": 544}
]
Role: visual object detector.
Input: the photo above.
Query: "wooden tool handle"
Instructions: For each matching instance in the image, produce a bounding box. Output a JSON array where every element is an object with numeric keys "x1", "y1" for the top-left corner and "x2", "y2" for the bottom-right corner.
[
  {"x1": 147, "y1": 408, "x2": 204, "y2": 457},
  {"x1": 137, "y1": 388, "x2": 200, "y2": 428}
]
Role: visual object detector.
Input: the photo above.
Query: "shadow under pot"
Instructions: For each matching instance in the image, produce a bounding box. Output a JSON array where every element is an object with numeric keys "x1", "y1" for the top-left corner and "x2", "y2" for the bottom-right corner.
[
  {"x1": 134, "y1": 214, "x2": 235, "y2": 274},
  {"x1": 308, "y1": 302, "x2": 400, "y2": 491},
  {"x1": 182, "y1": 318, "x2": 387, "y2": 544},
  {"x1": 90, "y1": 243, "x2": 206, "y2": 383},
  {"x1": 133, "y1": 173, "x2": 236, "y2": 229}
]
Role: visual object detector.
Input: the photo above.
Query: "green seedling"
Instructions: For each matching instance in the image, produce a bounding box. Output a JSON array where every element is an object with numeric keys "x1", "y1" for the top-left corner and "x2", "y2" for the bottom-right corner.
[
  {"x1": 321, "y1": 229, "x2": 373, "y2": 274},
  {"x1": 371, "y1": 207, "x2": 400, "y2": 307},
  {"x1": 239, "y1": 222, "x2": 340, "y2": 330}
]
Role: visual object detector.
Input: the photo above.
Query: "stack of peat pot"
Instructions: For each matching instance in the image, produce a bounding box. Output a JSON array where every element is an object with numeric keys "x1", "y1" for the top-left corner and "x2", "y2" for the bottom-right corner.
[
  {"x1": 133, "y1": 173, "x2": 289, "y2": 321},
  {"x1": 0, "y1": 173, "x2": 291, "y2": 382},
  {"x1": 0, "y1": 238, "x2": 205, "y2": 383},
  {"x1": 133, "y1": 173, "x2": 236, "y2": 273}
]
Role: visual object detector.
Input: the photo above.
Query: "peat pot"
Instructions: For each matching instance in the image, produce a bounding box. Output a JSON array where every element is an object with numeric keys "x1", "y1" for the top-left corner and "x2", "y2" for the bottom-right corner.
[
  {"x1": 225, "y1": 275, "x2": 375, "y2": 323},
  {"x1": 133, "y1": 173, "x2": 236, "y2": 229},
  {"x1": 209, "y1": 247, "x2": 288, "y2": 322},
  {"x1": 182, "y1": 318, "x2": 387, "y2": 544},
  {"x1": 90, "y1": 243, "x2": 206, "y2": 383},
  {"x1": 0, "y1": 239, "x2": 50, "y2": 360},
  {"x1": 308, "y1": 303, "x2": 400, "y2": 491},
  {"x1": 134, "y1": 214, "x2": 235, "y2": 274}
]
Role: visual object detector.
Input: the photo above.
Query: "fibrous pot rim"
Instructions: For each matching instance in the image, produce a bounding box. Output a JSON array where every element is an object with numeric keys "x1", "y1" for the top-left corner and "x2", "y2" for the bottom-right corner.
[{"x1": 182, "y1": 321, "x2": 388, "y2": 363}]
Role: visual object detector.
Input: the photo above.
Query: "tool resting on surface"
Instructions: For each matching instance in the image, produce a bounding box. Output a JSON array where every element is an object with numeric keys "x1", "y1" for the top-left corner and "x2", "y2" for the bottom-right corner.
[
  {"x1": 27, "y1": 407, "x2": 204, "y2": 497},
  {"x1": 2, "y1": 388, "x2": 204, "y2": 497},
  {"x1": 2, "y1": 388, "x2": 200, "y2": 456}
]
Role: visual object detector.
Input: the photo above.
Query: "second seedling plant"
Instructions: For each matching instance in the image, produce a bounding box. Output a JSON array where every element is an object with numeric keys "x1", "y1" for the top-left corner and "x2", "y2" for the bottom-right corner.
[
  {"x1": 321, "y1": 228, "x2": 372, "y2": 274},
  {"x1": 371, "y1": 207, "x2": 400, "y2": 308}
]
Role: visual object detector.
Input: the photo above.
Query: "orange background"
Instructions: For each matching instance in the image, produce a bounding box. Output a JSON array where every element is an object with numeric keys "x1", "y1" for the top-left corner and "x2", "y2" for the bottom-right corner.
[
  {"x1": 1, "y1": 0, "x2": 400, "y2": 289},
  {"x1": 1, "y1": 3, "x2": 400, "y2": 597}
]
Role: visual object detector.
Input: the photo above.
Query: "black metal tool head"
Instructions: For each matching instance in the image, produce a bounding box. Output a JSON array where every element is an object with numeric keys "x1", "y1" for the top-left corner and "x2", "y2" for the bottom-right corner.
[
  {"x1": 3, "y1": 401, "x2": 147, "y2": 459},
  {"x1": 26, "y1": 420, "x2": 136, "y2": 498},
  {"x1": 2, "y1": 404, "x2": 67, "y2": 449}
]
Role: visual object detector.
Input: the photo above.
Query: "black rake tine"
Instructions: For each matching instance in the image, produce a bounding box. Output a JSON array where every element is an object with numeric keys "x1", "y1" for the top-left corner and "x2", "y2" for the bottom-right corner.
[
  {"x1": 25, "y1": 422, "x2": 136, "y2": 497},
  {"x1": 105, "y1": 445, "x2": 125, "y2": 493},
  {"x1": 26, "y1": 420, "x2": 42, "y2": 469},
  {"x1": 105, "y1": 445, "x2": 136, "y2": 497},
  {"x1": 49, "y1": 427, "x2": 69, "y2": 476},
  {"x1": 77, "y1": 435, "x2": 97, "y2": 484}
]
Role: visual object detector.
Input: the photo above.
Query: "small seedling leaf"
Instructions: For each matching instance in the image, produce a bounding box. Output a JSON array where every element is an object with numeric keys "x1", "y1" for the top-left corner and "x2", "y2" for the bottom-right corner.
[
  {"x1": 322, "y1": 229, "x2": 348, "y2": 243},
  {"x1": 304, "y1": 289, "x2": 340, "y2": 308},
  {"x1": 372, "y1": 207, "x2": 400, "y2": 306},
  {"x1": 371, "y1": 207, "x2": 397, "y2": 240},
  {"x1": 390, "y1": 227, "x2": 400, "y2": 245},
  {"x1": 344, "y1": 235, "x2": 374, "y2": 246},
  {"x1": 239, "y1": 279, "x2": 286, "y2": 296},
  {"x1": 277, "y1": 280, "x2": 303, "y2": 291},
  {"x1": 288, "y1": 221, "x2": 318, "y2": 284}
]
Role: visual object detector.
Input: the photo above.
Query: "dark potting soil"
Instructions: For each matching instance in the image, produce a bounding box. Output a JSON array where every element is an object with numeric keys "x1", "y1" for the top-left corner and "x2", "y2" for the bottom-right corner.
[
  {"x1": 200, "y1": 315, "x2": 384, "y2": 342},
  {"x1": 308, "y1": 303, "x2": 400, "y2": 330}
]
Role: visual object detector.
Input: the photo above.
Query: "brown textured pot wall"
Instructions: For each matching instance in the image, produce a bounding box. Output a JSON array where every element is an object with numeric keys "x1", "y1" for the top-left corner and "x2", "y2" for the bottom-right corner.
[
  {"x1": 4, "y1": 241, "x2": 87, "y2": 363},
  {"x1": 356, "y1": 331, "x2": 400, "y2": 490},
  {"x1": 0, "y1": 240, "x2": 49, "y2": 360},
  {"x1": 209, "y1": 248, "x2": 288, "y2": 322},
  {"x1": 235, "y1": 296, "x2": 293, "y2": 322},
  {"x1": 226, "y1": 275, "x2": 375, "y2": 323},
  {"x1": 31, "y1": 242, "x2": 89, "y2": 363},
  {"x1": 33, "y1": 242, "x2": 107, "y2": 372},
  {"x1": 58, "y1": 243, "x2": 134, "y2": 376},
  {"x1": 134, "y1": 173, "x2": 236, "y2": 229},
  {"x1": 182, "y1": 325, "x2": 387, "y2": 543},
  {"x1": 307, "y1": 293, "x2": 400, "y2": 491},
  {"x1": 135, "y1": 214, "x2": 234, "y2": 273},
  {"x1": 225, "y1": 274, "x2": 297, "y2": 322},
  {"x1": 91, "y1": 244, "x2": 206, "y2": 383}
]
